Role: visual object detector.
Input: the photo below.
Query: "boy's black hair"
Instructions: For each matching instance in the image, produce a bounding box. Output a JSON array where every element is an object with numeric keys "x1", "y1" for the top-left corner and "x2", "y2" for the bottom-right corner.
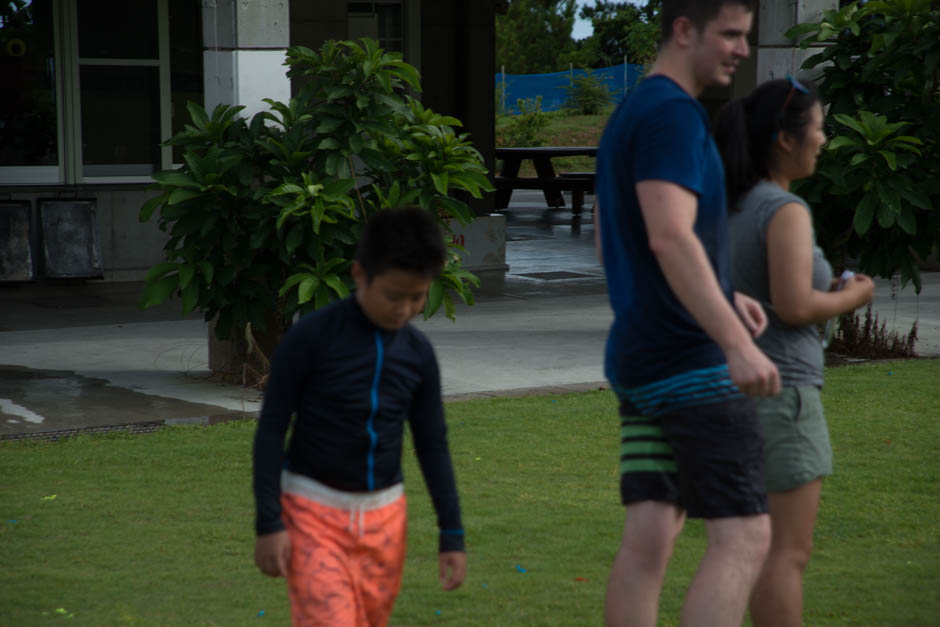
[
  {"x1": 713, "y1": 77, "x2": 821, "y2": 208},
  {"x1": 355, "y1": 207, "x2": 446, "y2": 280},
  {"x1": 660, "y1": 0, "x2": 755, "y2": 42}
]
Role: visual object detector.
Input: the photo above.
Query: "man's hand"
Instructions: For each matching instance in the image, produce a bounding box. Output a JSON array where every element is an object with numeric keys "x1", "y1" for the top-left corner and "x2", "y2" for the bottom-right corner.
[
  {"x1": 438, "y1": 551, "x2": 467, "y2": 591},
  {"x1": 726, "y1": 343, "x2": 780, "y2": 397},
  {"x1": 734, "y1": 292, "x2": 768, "y2": 338},
  {"x1": 255, "y1": 530, "x2": 291, "y2": 578}
]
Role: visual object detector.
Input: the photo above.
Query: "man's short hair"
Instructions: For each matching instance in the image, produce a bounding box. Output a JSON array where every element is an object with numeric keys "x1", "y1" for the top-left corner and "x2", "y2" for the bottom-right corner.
[
  {"x1": 355, "y1": 207, "x2": 447, "y2": 280},
  {"x1": 660, "y1": 0, "x2": 755, "y2": 43}
]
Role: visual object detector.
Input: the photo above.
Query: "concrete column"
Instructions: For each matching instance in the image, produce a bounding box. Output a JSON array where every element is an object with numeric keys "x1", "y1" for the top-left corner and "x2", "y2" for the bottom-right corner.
[
  {"x1": 755, "y1": 0, "x2": 837, "y2": 82},
  {"x1": 201, "y1": 0, "x2": 291, "y2": 120}
]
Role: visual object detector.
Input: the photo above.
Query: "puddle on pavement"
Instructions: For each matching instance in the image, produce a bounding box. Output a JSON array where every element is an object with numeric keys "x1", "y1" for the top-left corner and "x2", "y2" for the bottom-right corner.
[{"x1": 0, "y1": 365, "x2": 252, "y2": 438}]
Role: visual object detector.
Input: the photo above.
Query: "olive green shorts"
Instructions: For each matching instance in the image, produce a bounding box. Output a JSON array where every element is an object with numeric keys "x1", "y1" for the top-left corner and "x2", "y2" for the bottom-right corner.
[{"x1": 755, "y1": 385, "x2": 833, "y2": 493}]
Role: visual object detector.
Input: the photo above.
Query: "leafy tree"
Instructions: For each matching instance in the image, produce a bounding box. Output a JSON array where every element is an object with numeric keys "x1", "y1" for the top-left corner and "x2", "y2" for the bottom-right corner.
[
  {"x1": 563, "y1": 69, "x2": 614, "y2": 114},
  {"x1": 787, "y1": 0, "x2": 940, "y2": 291},
  {"x1": 138, "y1": 39, "x2": 491, "y2": 377},
  {"x1": 564, "y1": 0, "x2": 660, "y2": 68},
  {"x1": 495, "y1": 0, "x2": 577, "y2": 74}
]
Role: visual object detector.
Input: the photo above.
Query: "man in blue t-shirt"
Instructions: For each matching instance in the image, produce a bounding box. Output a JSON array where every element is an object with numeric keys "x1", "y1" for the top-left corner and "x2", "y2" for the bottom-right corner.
[{"x1": 594, "y1": 1, "x2": 780, "y2": 625}]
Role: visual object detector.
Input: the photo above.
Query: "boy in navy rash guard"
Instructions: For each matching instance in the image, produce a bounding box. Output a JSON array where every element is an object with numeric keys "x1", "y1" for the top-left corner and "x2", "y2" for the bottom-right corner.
[{"x1": 252, "y1": 207, "x2": 465, "y2": 626}]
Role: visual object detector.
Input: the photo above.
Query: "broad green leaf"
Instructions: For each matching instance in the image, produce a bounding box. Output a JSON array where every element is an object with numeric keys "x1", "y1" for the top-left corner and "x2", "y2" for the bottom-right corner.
[
  {"x1": 897, "y1": 208, "x2": 917, "y2": 235},
  {"x1": 324, "y1": 275, "x2": 350, "y2": 298},
  {"x1": 318, "y1": 137, "x2": 341, "y2": 150},
  {"x1": 278, "y1": 273, "x2": 308, "y2": 298},
  {"x1": 180, "y1": 282, "x2": 199, "y2": 315},
  {"x1": 198, "y1": 261, "x2": 214, "y2": 285},
  {"x1": 826, "y1": 136, "x2": 861, "y2": 151},
  {"x1": 138, "y1": 275, "x2": 178, "y2": 309},
  {"x1": 875, "y1": 181, "x2": 899, "y2": 215},
  {"x1": 286, "y1": 222, "x2": 305, "y2": 253},
  {"x1": 144, "y1": 262, "x2": 178, "y2": 282},
  {"x1": 892, "y1": 135, "x2": 923, "y2": 146},
  {"x1": 314, "y1": 283, "x2": 331, "y2": 310},
  {"x1": 139, "y1": 194, "x2": 167, "y2": 222},
  {"x1": 186, "y1": 101, "x2": 210, "y2": 130},
  {"x1": 298, "y1": 277, "x2": 319, "y2": 304},
  {"x1": 387, "y1": 60, "x2": 422, "y2": 91},
  {"x1": 152, "y1": 170, "x2": 201, "y2": 189},
  {"x1": 316, "y1": 117, "x2": 343, "y2": 134},
  {"x1": 876, "y1": 205, "x2": 896, "y2": 228},
  {"x1": 850, "y1": 153, "x2": 869, "y2": 166},
  {"x1": 878, "y1": 150, "x2": 897, "y2": 171},
  {"x1": 168, "y1": 188, "x2": 202, "y2": 205},
  {"x1": 430, "y1": 172, "x2": 449, "y2": 195},
  {"x1": 178, "y1": 264, "x2": 196, "y2": 290},
  {"x1": 833, "y1": 114, "x2": 867, "y2": 137},
  {"x1": 854, "y1": 194, "x2": 875, "y2": 235},
  {"x1": 425, "y1": 279, "x2": 444, "y2": 318},
  {"x1": 899, "y1": 187, "x2": 933, "y2": 211}
]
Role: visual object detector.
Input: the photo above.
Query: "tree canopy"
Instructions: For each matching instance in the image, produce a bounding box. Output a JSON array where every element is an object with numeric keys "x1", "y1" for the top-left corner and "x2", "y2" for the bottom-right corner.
[
  {"x1": 495, "y1": 0, "x2": 661, "y2": 74},
  {"x1": 495, "y1": 0, "x2": 577, "y2": 74},
  {"x1": 566, "y1": 0, "x2": 660, "y2": 68}
]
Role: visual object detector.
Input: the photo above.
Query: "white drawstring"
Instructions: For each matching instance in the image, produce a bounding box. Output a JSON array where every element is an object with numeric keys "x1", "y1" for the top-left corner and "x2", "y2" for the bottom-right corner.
[{"x1": 346, "y1": 505, "x2": 367, "y2": 537}]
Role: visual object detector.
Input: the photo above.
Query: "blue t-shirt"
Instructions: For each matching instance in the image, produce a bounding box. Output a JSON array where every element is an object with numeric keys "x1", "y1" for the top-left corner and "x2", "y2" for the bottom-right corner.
[{"x1": 597, "y1": 75, "x2": 734, "y2": 389}]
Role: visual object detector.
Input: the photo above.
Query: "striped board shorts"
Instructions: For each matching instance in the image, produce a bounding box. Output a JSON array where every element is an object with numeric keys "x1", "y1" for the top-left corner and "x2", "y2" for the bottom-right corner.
[
  {"x1": 280, "y1": 470, "x2": 407, "y2": 627},
  {"x1": 615, "y1": 365, "x2": 767, "y2": 518}
]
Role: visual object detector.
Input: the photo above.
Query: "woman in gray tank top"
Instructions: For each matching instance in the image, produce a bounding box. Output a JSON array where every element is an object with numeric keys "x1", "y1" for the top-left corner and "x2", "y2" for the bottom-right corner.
[{"x1": 714, "y1": 77, "x2": 874, "y2": 626}]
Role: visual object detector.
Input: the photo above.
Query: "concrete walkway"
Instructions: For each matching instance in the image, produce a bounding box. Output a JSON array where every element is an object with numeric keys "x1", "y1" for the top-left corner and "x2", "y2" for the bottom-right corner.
[{"x1": 1, "y1": 196, "x2": 938, "y2": 439}]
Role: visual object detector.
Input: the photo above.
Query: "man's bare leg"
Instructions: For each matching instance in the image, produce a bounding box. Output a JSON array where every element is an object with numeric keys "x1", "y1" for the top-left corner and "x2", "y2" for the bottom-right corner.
[
  {"x1": 681, "y1": 514, "x2": 771, "y2": 627},
  {"x1": 605, "y1": 501, "x2": 686, "y2": 627}
]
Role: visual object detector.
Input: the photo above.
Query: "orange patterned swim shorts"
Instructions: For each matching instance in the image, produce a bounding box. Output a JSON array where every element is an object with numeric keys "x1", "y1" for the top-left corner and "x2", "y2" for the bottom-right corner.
[{"x1": 280, "y1": 471, "x2": 407, "y2": 627}]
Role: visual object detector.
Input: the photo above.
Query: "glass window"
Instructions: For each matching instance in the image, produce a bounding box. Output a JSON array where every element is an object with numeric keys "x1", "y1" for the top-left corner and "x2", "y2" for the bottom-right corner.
[
  {"x1": 168, "y1": 0, "x2": 203, "y2": 163},
  {"x1": 348, "y1": 1, "x2": 403, "y2": 53},
  {"x1": 0, "y1": 0, "x2": 203, "y2": 184},
  {"x1": 76, "y1": 0, "x2": 157, "y2": 59},
  {"x1": 0, "y1": 0, "x2": 58, "y2": 167},
  {"x1": 79, "y1": 66, "x2": 161, "y2": 176}
]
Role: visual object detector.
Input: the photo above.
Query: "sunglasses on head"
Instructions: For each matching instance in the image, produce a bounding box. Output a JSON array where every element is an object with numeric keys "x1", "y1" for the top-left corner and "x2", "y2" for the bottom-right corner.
[{"x1": 772, "y1": 75, "x2": 810, "y2": 142}]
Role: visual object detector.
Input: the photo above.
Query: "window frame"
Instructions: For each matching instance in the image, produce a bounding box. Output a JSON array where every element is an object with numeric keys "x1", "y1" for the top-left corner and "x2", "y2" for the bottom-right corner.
[{"x1": 0, "y1": 0, "x2": 175, "y2": 186}]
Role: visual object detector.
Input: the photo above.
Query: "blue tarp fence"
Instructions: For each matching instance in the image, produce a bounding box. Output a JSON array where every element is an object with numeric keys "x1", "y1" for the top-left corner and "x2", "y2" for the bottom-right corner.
[{"x1": 495, "y1": 63, "x2": 644, "y2": 114}]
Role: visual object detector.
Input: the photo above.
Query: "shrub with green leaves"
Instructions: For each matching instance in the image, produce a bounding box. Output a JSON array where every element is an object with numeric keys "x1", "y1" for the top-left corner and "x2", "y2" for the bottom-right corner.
[
  {"x1": 138, "y1": 39, "x2": 493, "y2": 371},
  {"x1": 788, "y1": 0, "x2": 940, "y2": 291},
  {"x1": 562, "y1": 69, "x2": 613, "y2": 115},
  {"x1": 495, "y1": 96, "x2": 548, "y2": 147}
]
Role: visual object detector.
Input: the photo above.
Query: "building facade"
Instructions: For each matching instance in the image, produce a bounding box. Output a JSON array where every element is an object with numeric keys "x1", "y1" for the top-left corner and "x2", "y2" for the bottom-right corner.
[
  {"x1": 0, "y1": 0, "x2": 831, "y2": 286},
  {"x1": 0, "y1": 0, "x2": 497, "y2": 284}
]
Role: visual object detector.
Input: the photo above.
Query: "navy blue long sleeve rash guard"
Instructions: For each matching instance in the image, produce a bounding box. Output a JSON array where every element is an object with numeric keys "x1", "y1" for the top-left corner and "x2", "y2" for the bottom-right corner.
[{"x1": 253, "y1": 296, "x2": 464, "y2": 552}]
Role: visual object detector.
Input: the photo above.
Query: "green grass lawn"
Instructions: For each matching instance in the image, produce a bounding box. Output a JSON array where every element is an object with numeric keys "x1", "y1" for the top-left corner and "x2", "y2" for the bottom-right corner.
[
  {"x1": 2, "y1": 360, "x2": 938, "y2": 625},
  {"x1": 498, "y1": 110, "x2": 609, "y2": 178}
]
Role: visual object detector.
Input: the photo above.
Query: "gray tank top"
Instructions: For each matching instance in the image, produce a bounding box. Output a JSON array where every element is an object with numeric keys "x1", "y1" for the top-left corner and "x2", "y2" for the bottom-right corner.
[{"x1": 729, "y1": 180, "x2": 832, "y2": 387}]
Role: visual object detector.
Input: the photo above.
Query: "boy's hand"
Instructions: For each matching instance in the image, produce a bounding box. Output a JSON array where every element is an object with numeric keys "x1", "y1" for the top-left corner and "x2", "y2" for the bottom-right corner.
[
  {"x1": 438, "y1": 551, "x2": 466, "y2": 590},
  {"x1": 255, "y1": 530, "x2": 291, "y2": 578}
]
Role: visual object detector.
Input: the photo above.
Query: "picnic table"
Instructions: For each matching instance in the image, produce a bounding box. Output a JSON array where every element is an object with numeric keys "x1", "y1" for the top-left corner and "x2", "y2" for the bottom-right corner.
[{"x1": 494, "y1": 146, "x2": 597, "y2": 213}]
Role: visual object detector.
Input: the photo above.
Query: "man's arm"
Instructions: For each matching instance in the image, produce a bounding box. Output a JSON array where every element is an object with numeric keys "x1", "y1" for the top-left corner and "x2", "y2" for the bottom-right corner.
[{"x1": 636, "y1": 180, "x2": 780, "y2": 397}]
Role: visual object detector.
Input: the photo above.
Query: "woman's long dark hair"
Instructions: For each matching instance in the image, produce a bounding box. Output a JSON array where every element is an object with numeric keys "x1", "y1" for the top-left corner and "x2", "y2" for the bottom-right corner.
[{"x1": 713, "y1": 78, "x2": 820, "y2": 209}]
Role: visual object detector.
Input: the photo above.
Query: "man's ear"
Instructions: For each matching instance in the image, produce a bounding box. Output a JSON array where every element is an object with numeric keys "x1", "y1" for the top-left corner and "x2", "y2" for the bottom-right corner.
[{"x1": 671, "y1": 16, "x2": 696, "y2": 48}]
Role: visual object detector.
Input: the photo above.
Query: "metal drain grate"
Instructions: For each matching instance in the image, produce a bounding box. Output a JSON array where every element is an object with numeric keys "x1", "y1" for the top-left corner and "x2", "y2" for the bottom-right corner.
[
  {"x1": 516, "y1": 271, "x2": 599, "y2": 280},
  {"x1": 0, "y1": 421, "x2": 166, "y2": 442}
]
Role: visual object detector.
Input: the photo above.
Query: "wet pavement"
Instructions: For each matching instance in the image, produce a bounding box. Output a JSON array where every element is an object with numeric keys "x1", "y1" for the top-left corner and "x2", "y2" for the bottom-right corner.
[{"x1": 1, "y1": 191, "x2": 938, "y2": 439}]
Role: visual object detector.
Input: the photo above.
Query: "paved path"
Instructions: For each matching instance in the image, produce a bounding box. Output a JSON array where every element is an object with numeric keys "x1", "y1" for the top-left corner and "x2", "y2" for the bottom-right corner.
[{"x1": 1, "y1": 198, "x2": 937, "y2": 438}]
